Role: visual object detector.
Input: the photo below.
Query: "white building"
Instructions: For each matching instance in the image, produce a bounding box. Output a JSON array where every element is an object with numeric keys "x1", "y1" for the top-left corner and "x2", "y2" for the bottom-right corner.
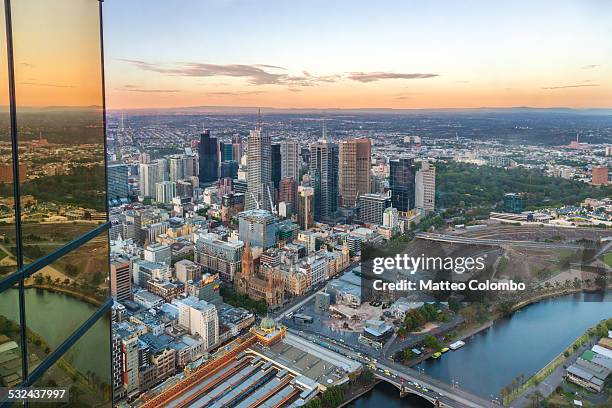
[
  {"x1": 383, "y1": 207, "x2": 399, "y2": 230},
  {"x1": 176, "y1": 297, "x2": 219, "y2": 350},
  {"x1": 155, "y1": 181, "x2": 177, "y2": 204},
  {"x1": 415, "y1": 161, "x2": 435, "y2": 213},
  {"x1": 143, "y1": 242, "x2": 171, "y2": 266},
  {"x1": 281, "y1": 138, "x2": 300, "y2": 181}
]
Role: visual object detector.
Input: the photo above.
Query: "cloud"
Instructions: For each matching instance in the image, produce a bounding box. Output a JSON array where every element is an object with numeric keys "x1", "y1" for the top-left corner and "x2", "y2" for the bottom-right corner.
[
  {"x1": 20, "y1": 82, "x2": 75, "y2": 88},
  {"x1": 119, "y1": 59, "x2": 339, "y2": 87},
  {"x1": 207, "y1": 91, "x2": 265, "y2": 96},
  {"x1": 119, "y1": 85, "x2": 180, "y2": 93},
  {"x1": 582, "y1": 64, "x2": 600, "y2": 70},
  {"x1": 395, "y1": 95, "x2": 415, "y2": 100},
  {"x1": 348, "y1": 72, "x2": 438, "y2": 83},
  {"x1": 541, "y1": 84, "x2": 600, "y2": 90}
]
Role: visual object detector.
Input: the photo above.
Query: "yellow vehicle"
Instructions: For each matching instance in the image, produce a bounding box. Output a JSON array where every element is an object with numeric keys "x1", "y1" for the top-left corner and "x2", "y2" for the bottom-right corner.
[
  {"x1": 432, "y1": 352, "x2": 442, "y2": 359},
  {"x1": 441, "y1": 347, "x2": 449, "y2": 353},
  {"x1": 384, "y1": 369, "x2": 390, "y2": 375}
]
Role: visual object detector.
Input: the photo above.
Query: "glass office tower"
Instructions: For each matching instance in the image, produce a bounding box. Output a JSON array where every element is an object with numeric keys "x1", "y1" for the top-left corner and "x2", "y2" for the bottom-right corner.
[{"x1": 0, "y1": 0, "x2": 112, "y2": 406}]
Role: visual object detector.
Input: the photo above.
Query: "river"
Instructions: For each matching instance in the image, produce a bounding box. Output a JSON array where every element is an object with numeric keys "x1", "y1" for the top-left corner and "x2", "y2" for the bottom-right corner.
[
  {"x1": 349, "y1": 291, "x2": 610, "y2": 406},
  {"x1": 0, "y1": 287, "x2": 110, "y2": 378}
]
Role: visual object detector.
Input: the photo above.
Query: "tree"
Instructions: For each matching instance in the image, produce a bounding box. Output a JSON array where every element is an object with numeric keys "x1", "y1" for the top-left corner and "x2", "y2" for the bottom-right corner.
[
  {"x1": 359, "y1": 369, "x2": 374, "y2": 385},
  {"x1": 65, "y1": 263, "x2": 78, "y2": 277},
  {"x1": 403, "y1": 349, "x2": 416, "y2": 361},
  {"x1": 424, "y1": 335, "x2": 441, "y2": 351},
  {"x1": 321, "y1": 385, "x2": 344, "y2": 408},
  {"x1": 303, "y1": 398, "x2": 322, "y2": 408}
]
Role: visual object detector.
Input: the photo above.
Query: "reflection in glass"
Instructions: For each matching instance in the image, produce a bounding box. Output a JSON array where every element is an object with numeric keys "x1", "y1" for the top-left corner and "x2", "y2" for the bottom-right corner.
[
  {"x1": 0, "y1": 285, "x2": 22, "y2": 387},
  {"x1": 33, "y1": 313, "x2": 112, "y2": 407},
  {"x1": 25, "y1": 232, "x2": 109, "y2": 368},
  {"x1": 10, "y1": 0, "x2": 106, "y2": 261},
  {"x1": 0, "y1": 0, "x2": 18, "y2": 282}
]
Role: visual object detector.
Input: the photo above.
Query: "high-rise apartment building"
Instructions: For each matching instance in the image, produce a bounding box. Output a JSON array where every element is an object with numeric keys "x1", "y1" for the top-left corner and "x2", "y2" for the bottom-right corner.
[
  {"x1": 310, "y1": 140, "x2": 339, "y2": 221},
  {"x1": 108, "y1": 163, "x2": 129, "y2": 203},
  {"x1": 245, "y1": 122, "x2": 273, "y2": 211},
  {"x1": 281, "y1": 139, "x2": 300, "y2": 180},
  {"x1": 0, "y1": 1, "x2": 112, "y2": 404},
  {"x1": 389, "y1": 157, "x2": 417, "y2": 214},
  {"x1": 111, "y1": 258, "x2": 132, "y2": 302},
  {"x1": 139, "y1": 161, "x2": 159, "y2": 198},
  {"x1": 415, "y1": 161, "x2": 436, "y2": 213},
  {"x1": 297, "y1": 186, "x2": 315, "y2": 230},
  {"x1": 155, "y1": 181, "x2": 177, "y2": 204},
  {"x1": 339, "y1": 138, "x2": 371, "y2": 207},
  {"x1": 358, "y1": 193, "x2": 391, "y2": 225},
  {"x1": 156, "y1": 158, "x2": 169, "y2": 182},
  {"x1": 168, "y1": 154, "x2": 196, "y2": 182},
  {"x1": 198, "y1": 130, "x2": 219, "y2": 186}
]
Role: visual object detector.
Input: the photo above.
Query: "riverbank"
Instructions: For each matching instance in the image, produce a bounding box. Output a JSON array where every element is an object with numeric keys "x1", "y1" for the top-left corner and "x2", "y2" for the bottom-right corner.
[
  {"x1": 413, "y1": 290, "x2": 611, "y2": 400},
  {"x1": 509, "y1": 317, "x2": 612, "y2": 407},
  {"x1": 23, "y1": 283, "x2": 103, "y2": 307},
  {"x1": 396, "y1": 288, "x2": 584, "y2": 367},
  {"x1": 338, "y1": 379, "x2": 382, "y2": 408}
]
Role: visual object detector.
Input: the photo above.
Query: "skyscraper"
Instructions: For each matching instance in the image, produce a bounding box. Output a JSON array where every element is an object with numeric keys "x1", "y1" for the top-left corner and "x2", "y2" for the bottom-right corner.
[
  {"x1": 0, "y1": 1, "x2": 112, "y2": 404},
  {"x1": 415, "y1": 161, "x2": 436, "y2": 213},
  {"x1": 297, "y1": 186, "x2": 315, "y2": 230},
  {"x1": 310, "y1": 139, "x2": 339, "y2": 221},
  {"x1": 389, "y1": 157, "x2": 417, "y2": 214},
  {"x1": 108, "y1": 163, "x2": 129, "y2": 203},
  {"x1": 155, "y1": 181, "x2": 177, "y2": 204},
  {"x1": 219, "y1": 160, "x2": 239, "y2": 179},
  {"x1": 219, "y1": 141, "x2": 234, "y2": 163},
  {"x1": 139, "y1": 161, "x2": 159, "y2": 198},
  {"x1": 111, "y1": 258, "x2": 132, "y2": 302},
  {"x1": 281, "y1": 139, "x2": 300, "y2": 180},
  {"x1": 231, "y1": 134, "x2": 243, "y2": 162},
  {"x1": 271, "y1": 143, "x2": 282, "y2": 190},
  {"x1": 198, "y1": 130, "x2": 219, "y2": 186},
  {"x1": 245, "y1": 119, "x2": 273, "y2": 211},
  {"x1": 168, "y1": 154, "x2": 195, "y2": 181},
  {"x1": 279, "y1": 177, "x2": 297, "y2": 208},
  {"x1": 339, "y1": 138, "x2": 371, "y2": 207}
]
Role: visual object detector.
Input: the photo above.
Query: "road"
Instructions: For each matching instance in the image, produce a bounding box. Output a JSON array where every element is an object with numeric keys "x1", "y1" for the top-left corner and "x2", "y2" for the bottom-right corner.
[
  {"x1": 288, "y1": 328, "x2": 499, "y2": 408},
  {"x1": 273, "y1": 260, "x2": 360, "y2": 322}
]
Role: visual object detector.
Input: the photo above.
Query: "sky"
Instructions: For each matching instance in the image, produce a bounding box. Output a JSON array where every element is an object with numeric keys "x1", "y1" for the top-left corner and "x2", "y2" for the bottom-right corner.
[{"x1": 100, "y1": 0, "x2": 612, "y2": 110}]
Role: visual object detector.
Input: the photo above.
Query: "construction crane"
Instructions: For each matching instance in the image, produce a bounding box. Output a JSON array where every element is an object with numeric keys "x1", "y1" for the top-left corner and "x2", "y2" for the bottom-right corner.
[
  {"x1": 266, "y1": 184, "x2": 277, "y2": 215},
  {"x1": 249, "y1": 191, "x2": 260, "y2": 210}
]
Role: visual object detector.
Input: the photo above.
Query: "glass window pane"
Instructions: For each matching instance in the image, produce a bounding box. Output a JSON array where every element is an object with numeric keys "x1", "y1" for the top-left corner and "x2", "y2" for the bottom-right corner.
[
  {"x1": 10, "y1": 0, "x2": 106, "y2": 263},
  {"x1": 25, "y1": 231, "x2": 110, "y2": 369},
  {"x1": 0, "y1": 0, "x2": 18, "y2": 282},
  {"x1": 0, "y1": 284, "x2": 22, "y2": 388},
  {"x1": 33, "y1": 312, "x2": 112, "y2": 406}
]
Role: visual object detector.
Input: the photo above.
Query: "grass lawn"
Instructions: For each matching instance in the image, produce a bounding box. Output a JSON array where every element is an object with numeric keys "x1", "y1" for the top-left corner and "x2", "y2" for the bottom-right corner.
[{"x1": 600, "y1": 253, "x2": 612, "y2": 268}]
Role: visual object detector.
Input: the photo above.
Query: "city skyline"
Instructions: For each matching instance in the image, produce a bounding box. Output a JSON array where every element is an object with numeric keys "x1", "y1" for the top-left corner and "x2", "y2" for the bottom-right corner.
[{"x1": 102, "y1": 0, "x2": 612, "y2": 110}]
